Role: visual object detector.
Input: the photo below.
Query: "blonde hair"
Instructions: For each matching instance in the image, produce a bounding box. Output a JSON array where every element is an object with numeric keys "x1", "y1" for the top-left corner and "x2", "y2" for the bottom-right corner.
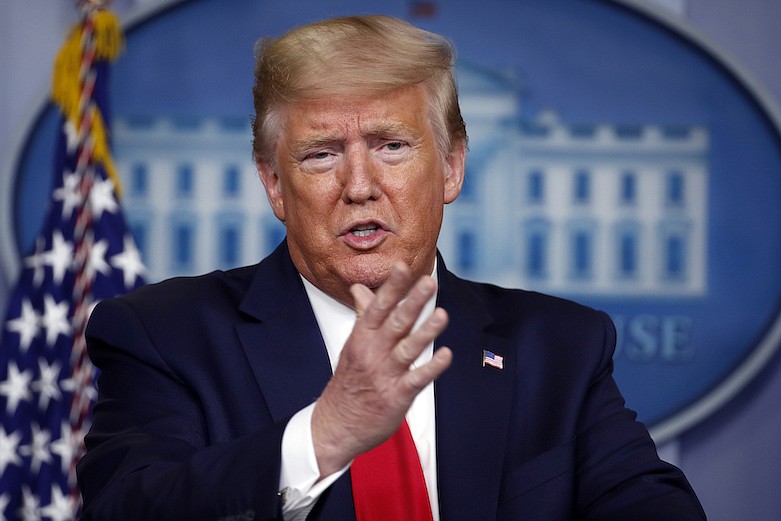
[{"x1": 251, "y1": 15, "x2": 467, "y2": 164}]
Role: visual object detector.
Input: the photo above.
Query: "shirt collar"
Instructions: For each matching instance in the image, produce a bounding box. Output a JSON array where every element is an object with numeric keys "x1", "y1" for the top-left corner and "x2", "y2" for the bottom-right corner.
[{"x1": 301, "y1": 259, "x2": 439, "y2": 372}]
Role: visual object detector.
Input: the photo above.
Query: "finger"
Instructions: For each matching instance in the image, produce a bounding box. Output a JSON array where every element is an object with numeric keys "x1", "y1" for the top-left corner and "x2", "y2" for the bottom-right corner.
[
  {"x1": 350, "y1": 284, "x2": 375, "y2": 318},
  {"x1": 403, "y1": 346, "x2": 453, "y2": 393},
  {"x1": 391, "y1": 307, "x2": 448, "y2": 367},
  {"x1": 359, "y1": 262, "x2": 414, "y2": 329},
  {"x1": 383, "y1": 275, "x2": 437, "y2": 339}
]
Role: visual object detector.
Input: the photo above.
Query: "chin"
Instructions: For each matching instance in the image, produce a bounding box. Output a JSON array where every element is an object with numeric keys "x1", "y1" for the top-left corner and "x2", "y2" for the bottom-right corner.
[{"x1": 342, "y1": 255, "x2": 394, "y2": 289}]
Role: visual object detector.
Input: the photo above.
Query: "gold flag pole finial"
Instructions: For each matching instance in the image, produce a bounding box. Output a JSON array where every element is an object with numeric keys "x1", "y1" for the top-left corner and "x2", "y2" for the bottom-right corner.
[
  {"x1": 52, "y1": 0, "x2": 124, "y2": 194},
  {"x1": 78, "y1": 0, "x2": 113, "y2": 11}
]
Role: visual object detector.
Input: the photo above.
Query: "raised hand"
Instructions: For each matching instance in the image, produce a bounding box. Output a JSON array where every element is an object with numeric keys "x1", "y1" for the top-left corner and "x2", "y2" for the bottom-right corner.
[{"x1": 311, "y1": 262, "x2": 452, "y2": 477}]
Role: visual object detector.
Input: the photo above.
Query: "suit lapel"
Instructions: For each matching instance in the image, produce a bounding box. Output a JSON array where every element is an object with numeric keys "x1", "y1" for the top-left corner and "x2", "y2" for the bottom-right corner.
[
  {"x1": 234, "y1": 243, "x2": 333, "y2": 422},
  {"x1": 435, "y1": 264, "x2": 515, "y2": 520},
  {"x1": 235, "y1": 243, "x2": 356, "y2": 520}
]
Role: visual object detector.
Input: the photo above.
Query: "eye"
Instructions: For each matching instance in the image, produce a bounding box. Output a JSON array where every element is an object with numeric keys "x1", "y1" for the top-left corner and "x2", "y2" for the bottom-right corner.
[
  {"x1": 380, "y1": 141, "x2": 409, "y2": 154},
  {"x1": 298, "y1": 148, "x2": 338, "y2": 172},
  {"x1": 375, "y1": 140, "x2": 409, "y2": 163},
  {"x1": 305, "y1": 151, "x2": 332, "y2": 160}
]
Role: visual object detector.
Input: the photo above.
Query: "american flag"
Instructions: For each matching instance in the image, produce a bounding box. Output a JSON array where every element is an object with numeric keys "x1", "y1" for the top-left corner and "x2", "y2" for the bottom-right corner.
[
  {"x1": 482, "y1": 350, "x2": 504, "y2": 370},
  {"x1": 0, "y1": 5, "x2": 144, "y2": 520}
]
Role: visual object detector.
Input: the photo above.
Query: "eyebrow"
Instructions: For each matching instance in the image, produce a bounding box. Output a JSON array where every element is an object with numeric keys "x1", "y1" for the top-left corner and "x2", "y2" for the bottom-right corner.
[
  {"x1": 287, "y1": 120, "x2": 419, "y2": 152},
  {"x1": 361, "y1": 121, "x2": 416, "y2": 139},
  {"x1": 289, "y1": 135, "x2": 342, "y2": 152}
]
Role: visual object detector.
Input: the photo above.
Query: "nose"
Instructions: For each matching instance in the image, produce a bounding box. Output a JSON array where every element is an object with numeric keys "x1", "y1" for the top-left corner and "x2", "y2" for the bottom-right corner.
[{"x1": 340, "y1": 146, "x2": 381, "y2": 203}]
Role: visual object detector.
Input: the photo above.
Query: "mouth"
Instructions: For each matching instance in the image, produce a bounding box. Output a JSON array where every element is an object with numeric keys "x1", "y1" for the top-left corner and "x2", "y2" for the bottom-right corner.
[
  {"x1": 340, "y1": 220, "x2": 389, "y2": 249},
  {"x1": 350, "y1": 223, "x2": 381, "y2": 237}
]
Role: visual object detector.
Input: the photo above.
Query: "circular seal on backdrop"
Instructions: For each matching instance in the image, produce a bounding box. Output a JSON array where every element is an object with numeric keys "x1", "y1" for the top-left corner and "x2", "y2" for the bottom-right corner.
[{"x1": 4, "y1": 0, "x2": 781, "y2": 442}]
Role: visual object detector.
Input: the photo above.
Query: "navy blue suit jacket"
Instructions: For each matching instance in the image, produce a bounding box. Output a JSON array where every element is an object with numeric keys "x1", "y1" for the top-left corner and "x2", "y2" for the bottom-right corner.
[{"x1": 77, "y1": 242, "x2": 705, "y2": 520}]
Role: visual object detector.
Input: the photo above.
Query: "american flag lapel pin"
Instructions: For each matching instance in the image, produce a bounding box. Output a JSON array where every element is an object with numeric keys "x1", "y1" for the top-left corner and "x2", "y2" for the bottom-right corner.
[{"x1": 482, "y1": 350, "x2": 504, "y2": 369}]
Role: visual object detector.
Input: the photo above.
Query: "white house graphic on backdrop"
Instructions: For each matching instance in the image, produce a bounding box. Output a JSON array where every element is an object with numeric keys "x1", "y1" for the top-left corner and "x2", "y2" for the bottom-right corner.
[{"x1": 115, "y1": 63, "x2": 709, "y2": 297}]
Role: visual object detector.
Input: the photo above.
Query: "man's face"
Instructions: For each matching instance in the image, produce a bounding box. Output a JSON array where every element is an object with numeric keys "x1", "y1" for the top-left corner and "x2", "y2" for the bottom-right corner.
[{"x1": 257, "y1": 85, "x2": 465, "y2": 305}]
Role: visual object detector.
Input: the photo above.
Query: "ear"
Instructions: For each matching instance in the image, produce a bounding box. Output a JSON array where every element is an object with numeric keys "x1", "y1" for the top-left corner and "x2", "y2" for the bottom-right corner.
[
  {"x1": 257, "y1": 159, "x2": 286, "y2": 222},
  {"x1": 443, "y1": 140, "x2": 466, "y2": 204}
]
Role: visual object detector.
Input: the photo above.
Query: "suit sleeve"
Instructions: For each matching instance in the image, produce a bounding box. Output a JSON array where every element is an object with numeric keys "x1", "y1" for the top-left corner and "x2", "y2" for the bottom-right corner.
[
  {"x1": 76, "y1": 297, "x2": 287, "y2": 521},
  {"x1": 575, "y1": 311, "x2": 706, "y2": 520}
]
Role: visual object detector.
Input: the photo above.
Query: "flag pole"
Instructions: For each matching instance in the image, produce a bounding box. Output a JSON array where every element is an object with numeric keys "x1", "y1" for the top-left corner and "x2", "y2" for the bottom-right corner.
[{"x1": 66, "y1": 1, "x2": 112, "y2": 496}]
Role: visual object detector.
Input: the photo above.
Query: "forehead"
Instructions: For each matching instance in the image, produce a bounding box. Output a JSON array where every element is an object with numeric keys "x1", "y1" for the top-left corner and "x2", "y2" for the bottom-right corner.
[{"x1": 278, "y1": 85, "x2": 432, "y2": 140}]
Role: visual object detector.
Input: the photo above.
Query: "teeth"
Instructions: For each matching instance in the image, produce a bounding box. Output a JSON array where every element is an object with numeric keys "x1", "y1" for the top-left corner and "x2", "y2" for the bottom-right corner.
[{"x1": 351, "y1": 225, "x2": 379, "y2": 237}]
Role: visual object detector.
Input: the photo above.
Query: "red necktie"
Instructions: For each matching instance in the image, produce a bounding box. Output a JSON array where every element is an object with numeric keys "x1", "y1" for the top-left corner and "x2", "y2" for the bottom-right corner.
[{"x1": 350, "y1": 419, "x2": 434, "y2": 521}]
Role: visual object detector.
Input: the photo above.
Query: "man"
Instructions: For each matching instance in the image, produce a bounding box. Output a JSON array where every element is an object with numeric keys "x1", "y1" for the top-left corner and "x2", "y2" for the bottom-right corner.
[{"x1": 77, "y1": 15, "x2": 706, "y2": 521}]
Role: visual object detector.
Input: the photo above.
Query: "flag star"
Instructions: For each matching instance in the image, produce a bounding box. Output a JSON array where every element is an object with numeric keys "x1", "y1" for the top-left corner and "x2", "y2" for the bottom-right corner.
[
  {"x1": 19, "y1": 424, "x2": 52, "y2": 474},
  {"x1": 42, "y1": 231, "x2": 74, "y2": 285},
  {"x1": 40, "y1": 485, "x2": 75, "y2": 521},
  {"x1": 50, "y1": 422, "x2": 82, "y2": 476},
  {"x1": 41, "y1": 295, "x2": 71, "y2": 347},
  {"x1": 31, "y1": 359, "x2": 62, "y2": 411},
  {"x1": 59, "y1": 375, "x2": 98, "y2": 403},
  {"x1": 6, "y1": 299, "x2": 40, "y2": 353},
  {"x1": 23, "y1": 237, "x2": 47, "y2": 288},
  {"x1": 59, "y1": 361, "x2": 97, "y2": 403},
  {"x1": 17, "y1": 486, "x2": 41, "y2": 521},
  {"x1": 52, "y1": 171, "x2": 83, "y2": 220},
  {"x1": 63, "y1": 119, "x2": 79, "y2": 154},
  {"x1": 0, "y1": 362, "x2": 33, "y2": 415},
  {"x1": 88, "y1": 177, "x2": 118, "y2": 219},
  {"x1": 86, "y1": 237, "x2": 111, "y2": 278},
  {"x1": 0, "y1": 428, "x2": 22, "y2": 475},
  {"x1": 110, "y1": 235, "x2": 146, "y2": 288}
]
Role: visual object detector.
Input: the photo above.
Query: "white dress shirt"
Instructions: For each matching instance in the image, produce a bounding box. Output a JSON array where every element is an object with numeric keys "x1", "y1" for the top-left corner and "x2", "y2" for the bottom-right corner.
[{"x1": 278, "y1": 267, "x2": 440, "y2": 521}]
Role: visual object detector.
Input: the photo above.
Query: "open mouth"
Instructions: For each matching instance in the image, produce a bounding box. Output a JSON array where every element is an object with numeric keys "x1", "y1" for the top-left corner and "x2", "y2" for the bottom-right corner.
[{"x1": 351, "y1": 224, "x2": 380, "y2": 237}]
